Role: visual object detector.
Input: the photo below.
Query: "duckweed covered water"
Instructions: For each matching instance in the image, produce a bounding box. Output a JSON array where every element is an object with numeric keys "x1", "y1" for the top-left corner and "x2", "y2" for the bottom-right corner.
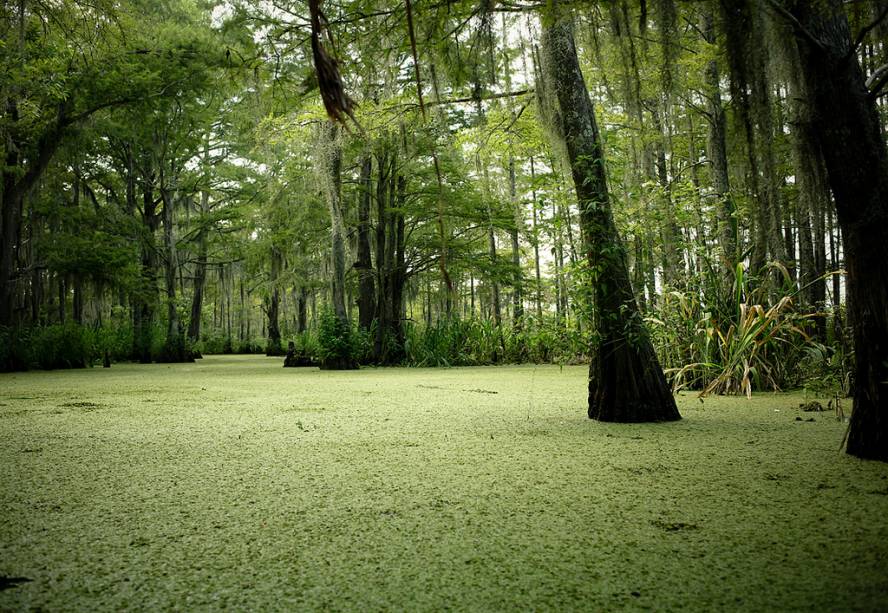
[{"x1": 1, "y1": 355, "x2": 886, "y2": 611}]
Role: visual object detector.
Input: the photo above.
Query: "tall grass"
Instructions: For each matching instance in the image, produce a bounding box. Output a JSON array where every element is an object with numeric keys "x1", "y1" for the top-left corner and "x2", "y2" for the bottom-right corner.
[{"x1": 649, "y1": 264, "x2": 841, "y2": 397}]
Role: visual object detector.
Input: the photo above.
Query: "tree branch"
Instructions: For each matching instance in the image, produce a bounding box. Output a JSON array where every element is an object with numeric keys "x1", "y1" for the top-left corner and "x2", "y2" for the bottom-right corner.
[
  {"x1": 851, "y1": 2, "x2": 888, "y2": 53},
  {"x1": 866, "y1": 62, "x2": 888, "y2": 98},
  {"x1": 430, "y1": 88, "x2": 534, "y2": 107},
  {"x1": 764, "y1": 0, "x2": 826, "y2": 52}
]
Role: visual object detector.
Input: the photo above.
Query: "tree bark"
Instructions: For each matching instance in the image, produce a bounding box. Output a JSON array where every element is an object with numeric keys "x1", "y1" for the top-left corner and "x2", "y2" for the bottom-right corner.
[
  {"x1": 651, "y1": 103, "x2": 682, "y2": 289},
  {"x1": 133, "y1": 166, "x2": 160, "y2": 364},
  {"x1": 158, "y1": 175, "x2": 191, "y2": 363},
  {"x1": 783, "y1": 41, "x2": 830, "y2": 337},
  {"x1": 266, "y1": 246, "x2": 284, "y2": 355},
  {"x1": 508, "y1": 154, "x2": 524, "y2": 329},
  {"x1": 702, "y1": 10, "x2": 737, "y2": 281},
  {"x1": 319, "y1": 122, "x2": 354, "y2": 369},
  {"x1": 356, "y1": 154, "x2": 375, "y2": 330},
  {"x1": 188, "y1": 192, "x2": 209, "y2": 344},
  {"x1": 540, "y1": 9, "x2": 680, "y2": 422},
  {"x1": 530, "y1": 156, "x2": 543, "y2": 321},
  {"x1": 784, "y1": 0, "x2": 888, "y2": 461}
]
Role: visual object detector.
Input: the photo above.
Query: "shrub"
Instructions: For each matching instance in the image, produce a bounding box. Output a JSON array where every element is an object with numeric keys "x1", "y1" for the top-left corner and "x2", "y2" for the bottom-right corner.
[
  {"x1": 31, "y1": 323, "x2": 96, "y2": 370},
  {"x1": 95, "y1": 307, "x2": 133, "y2": 362},
  {"x1": 654, "y1": 264, "x2": 819, "y2": 397},
  {"x1": 316, "y1": 309, "x2": 356, "y2": 369}
]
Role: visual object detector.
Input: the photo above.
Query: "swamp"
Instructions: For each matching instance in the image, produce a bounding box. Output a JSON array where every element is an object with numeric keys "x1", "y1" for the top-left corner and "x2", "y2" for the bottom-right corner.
[{"x1": 2, "y1": 0, "x2": 888, "y2": 609}]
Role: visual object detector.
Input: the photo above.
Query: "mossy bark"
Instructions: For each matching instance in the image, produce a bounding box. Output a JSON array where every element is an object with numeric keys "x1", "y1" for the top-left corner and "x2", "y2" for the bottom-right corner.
[
  {"x1": 318, "y1": 122, "x2": 356, "y2": 370},
  {"x1": 356, "y1": 155, "x2": 375, "y2": 331},
  {"x1": 539, "y1": 10, "x2": 679, "y2": 423},
  {"x1": 785, "y1": 0, "x2": 888, "y2": 461},
  {"x1": 265, "y1": 247, "x2": 284, "y2": 356}
]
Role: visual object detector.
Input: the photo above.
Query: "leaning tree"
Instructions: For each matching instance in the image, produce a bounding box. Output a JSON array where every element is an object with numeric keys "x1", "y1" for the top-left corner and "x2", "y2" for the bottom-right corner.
[{"x1": 538, "y1": 6, "x2": 680, "y2": 423}]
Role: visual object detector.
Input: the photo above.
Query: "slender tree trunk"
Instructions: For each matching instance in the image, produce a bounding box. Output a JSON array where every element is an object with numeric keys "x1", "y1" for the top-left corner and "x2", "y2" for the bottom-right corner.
[
  {"x1": 530, "y1": 157, "x2": 543, "y2": 321},
  {"x1": 266, "y1": 246, "x2": 284, "y2": 355},
  {"x1": 652, "y1": 104, "x2": 682, "y2": 289},
  {"x1": 785, "y1": 0, "x2": 888, "y2": 461},
  {"x1": 159, "y1": 176, "x2": 191, "y2": 363},
  {"x1": 321, "y1": 123, "x2": 348, "y2": 325},
  {"x1": 374, "y1": 148, "x2": 391, "y2": 362},
  {"x1": 540, "y1": 9, "x2": 679, "y2": 422},
  {"x1": 133, "y1": 171, "x2": 159, "y2": 364},
  {"x1": 702, "y1": 10, "x2": 737, "y2": 281},
  {"x1": 633, "y1": 235, "x2": 646, "y2": 310},
  {"x1": 784, "y1": 45, "x2": 830, "y2": 338},
  {"x1": 508, "y1": 154, "x2": 523, "y2": 329},
  {"x1": 551, "y1": 197, "x2": 565, "y2": 323},
  {"x1": 188, "y1": 194, "x2": 208, "y2": 344},
  {"x1": 391, "y1": 175, "x2": 408, "y2": 356},
  {"x1": 475, "y1": 142, "x2": 502, "y2": 330},
  {"x1": 0, "y1": 2, "x2": 26, "y2": 327},
  {"x1": 357, "y1": 155, "x2": 375, "y2": 330},
  {"x1": 501, "y1": 28, "x2": 524, "y2": 330},
  {"x1": 297, "y1": 285, "x2": 308, "y2": 333},
  {"x1": 71, "y1": 171, "x2": 84, "y2": 325}
]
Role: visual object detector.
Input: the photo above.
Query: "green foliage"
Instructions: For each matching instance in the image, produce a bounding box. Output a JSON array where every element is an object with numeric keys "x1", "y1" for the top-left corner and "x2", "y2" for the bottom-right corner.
[
  {"x1": 94, "y1": 307, "x2": 135, "y2": 362},
  {"x1": 316, "y1": 309, "x2": 355, "y2": 367},
  {"x1": 402, "y1": 317, "x2": 585, "y2": 367},
  {"x1": 799, "y1": 341, "x2": 853, "y2": 397},
  {"x1": 651, "y1": 265, "x2": 818, "y2": 397},
  {"x1": 198, "y1": 333, "x2": 265, "y2": 355},
  {"x1": 31, "y1": 324, "x2": 96, "y2": 370},
  {"x1": 1, "y1": 323, "x2": 101, "y2": 371}
]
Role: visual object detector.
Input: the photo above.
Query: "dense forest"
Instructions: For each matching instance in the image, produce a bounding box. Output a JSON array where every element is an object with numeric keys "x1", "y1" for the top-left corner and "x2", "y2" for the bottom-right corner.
[{"x1": 1, "y1": 0, "x2": 887, "y2": 459}]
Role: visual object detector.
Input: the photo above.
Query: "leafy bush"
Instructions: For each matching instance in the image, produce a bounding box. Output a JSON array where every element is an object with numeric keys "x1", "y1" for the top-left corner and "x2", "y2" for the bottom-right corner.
[
  {"x1": 350, "y1": 324, "x2": 375, "y2": 364},
  {"x1": 94, "y1": 307, "x2": 133, "y2": 362},
  {"x1": 652, "y1": 264, "x2": 819, "y2": 397},
  {"x1": 31, "y1": 323, "x2": 96, "y2": 370},
  {"x1": 316, "y1": 308, "x2": 355, "y2": 368},
  {"x1": 402, "y1": 317, "x2": 586, "y2": 367}
]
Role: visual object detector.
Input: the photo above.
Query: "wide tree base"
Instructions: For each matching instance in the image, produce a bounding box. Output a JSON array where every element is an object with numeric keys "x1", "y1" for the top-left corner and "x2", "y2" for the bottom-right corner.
[
  {"x1": 846, "y1": 397, "x2": 888, "y2": 462},
  {"x1": 156, "y1": 338, "x2": 195, "y2": 364},
  {"x1": 587, "y1": 340, "x2": 681, "y2": 423}
]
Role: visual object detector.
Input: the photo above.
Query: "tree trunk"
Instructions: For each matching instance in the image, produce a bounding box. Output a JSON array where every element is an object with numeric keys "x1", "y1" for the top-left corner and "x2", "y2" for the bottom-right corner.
[
  {"x1": 786, "y1": 0, "x2": 888, "y2": 461},
  {"x1": 702, "y1": 10, "x2": 737, "y2": 281},
  {"x1": 297, "y1": 285, "x2": 308, "y2": 333},
  {"x1": 540, "y1": 9, "x2": 680, "y2": 423},
  {"x1": 188, "y1": 195, "x2": 208, "y2": 344},
  {"x1": 321, "y1": 123, "x2": 348, "y2": 324},
  {"x1": 319, "y1": 122, "x2": 355, "y2": 369},
  {"x1": 508, "y1": 154, "x2": 523, "y2": 329},
  {"x1": 158, "y1": 179, "x2": 191, "y2": 363},
  {"x1": 784, "y1": 42, "x2": 830, "y2": 338},
  {"x1": 530, "y1": 157, "x2": 544, "y2": 321},
  {"x1": 374, "y1": 148, "x2": 391, "y2": 362},
  {"x1": 356, "y1": 154, "x2": 375, "y2": 330},
  {"x1": 0, "y1": 167, "x2": 23, "y2": 326},
  {"x1": 133, "y1": 174, "x2": 159, "y2": 364},
  {"x1": 652, "y1": 103, "x2": 683, "y2": 289},
  {"x1": 266, "y1": 246, "x2": 284, "y2": 355}
]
